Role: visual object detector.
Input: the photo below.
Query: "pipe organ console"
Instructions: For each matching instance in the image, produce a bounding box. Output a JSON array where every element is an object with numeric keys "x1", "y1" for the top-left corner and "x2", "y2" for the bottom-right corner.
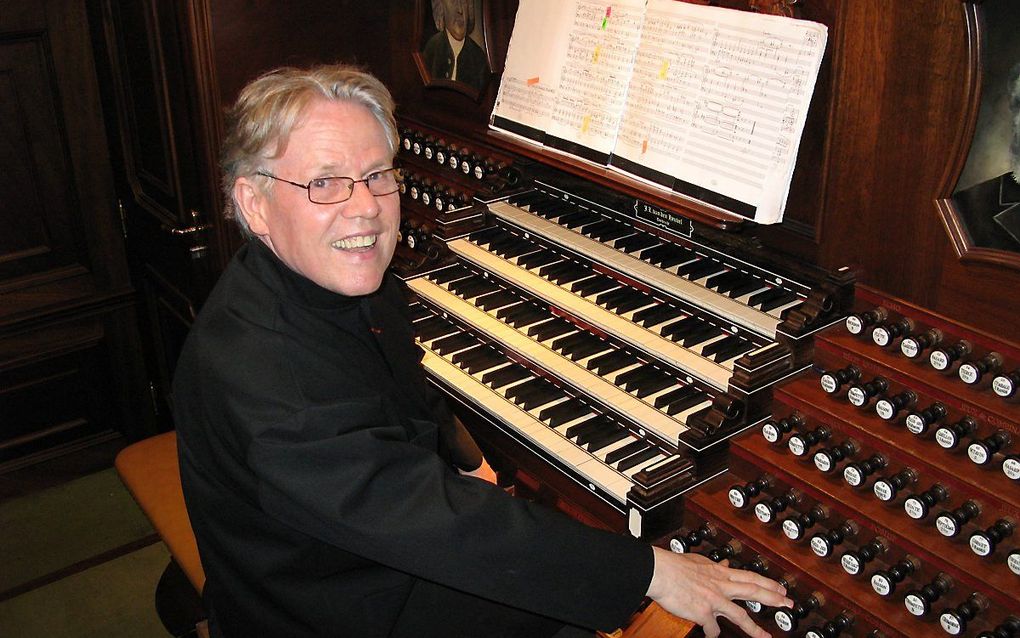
[{"x1": 393, "y1": 121, "x2": 853, "y2": 540}]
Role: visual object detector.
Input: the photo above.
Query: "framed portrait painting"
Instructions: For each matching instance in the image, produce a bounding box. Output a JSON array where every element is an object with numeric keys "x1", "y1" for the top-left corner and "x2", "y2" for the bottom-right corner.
[{"x1": 414, "y1": 0, "x2": 493, "y2": 99}]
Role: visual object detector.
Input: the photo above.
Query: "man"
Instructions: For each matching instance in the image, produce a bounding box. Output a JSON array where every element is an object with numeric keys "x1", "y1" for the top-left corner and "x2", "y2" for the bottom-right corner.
[
  {"x1": 422, "y1": 0, "x2": 489, "y2": 92},
  {"x1": 174, "y1": 64, "x2": 790, "y2": 638}
]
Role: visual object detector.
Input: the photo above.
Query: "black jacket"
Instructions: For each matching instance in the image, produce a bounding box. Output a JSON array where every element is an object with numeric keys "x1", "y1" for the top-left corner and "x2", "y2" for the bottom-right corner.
[{"x1": 173, "y1": 240, "x2": 653, "y2": 637}]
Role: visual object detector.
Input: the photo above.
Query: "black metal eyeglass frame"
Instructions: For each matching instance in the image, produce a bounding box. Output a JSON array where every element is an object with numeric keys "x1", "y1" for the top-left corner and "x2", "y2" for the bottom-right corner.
[{"x1": 255, "y1": 167, "x2": 401, "y2": 204}]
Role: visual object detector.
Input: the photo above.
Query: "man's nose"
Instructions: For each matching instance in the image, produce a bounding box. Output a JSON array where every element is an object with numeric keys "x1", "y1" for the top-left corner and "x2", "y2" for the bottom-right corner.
[{"x1": 341, "y1": 180, "x2": 381, "y2": 218}]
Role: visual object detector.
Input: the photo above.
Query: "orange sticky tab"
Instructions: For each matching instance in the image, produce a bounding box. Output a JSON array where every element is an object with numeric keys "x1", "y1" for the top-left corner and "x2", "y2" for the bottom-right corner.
[
  {"x1": 526, "y1": 77, "x2": 540, "y2": 86},
  {"x1": 641, "y1": 139, "x2": 648, "y2": 155}
]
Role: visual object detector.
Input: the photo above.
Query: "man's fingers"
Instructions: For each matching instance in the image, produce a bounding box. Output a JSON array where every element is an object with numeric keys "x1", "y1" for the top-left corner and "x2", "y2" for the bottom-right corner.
[
  {"x1": 714, "y1": 600, "x2": 770, "y2": 638},
  {"x1": 725, "y1": 568, "x2": 788, "y2": 595},
  {"x1": 722, "y1": 581, "x2": 792, "y2": 608}
]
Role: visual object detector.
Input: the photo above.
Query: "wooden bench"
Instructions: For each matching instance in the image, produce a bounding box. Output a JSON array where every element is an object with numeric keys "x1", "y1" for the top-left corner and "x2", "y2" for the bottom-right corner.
[{"x1": 115, "y1": 431, "x2": 207, "y2": 637}]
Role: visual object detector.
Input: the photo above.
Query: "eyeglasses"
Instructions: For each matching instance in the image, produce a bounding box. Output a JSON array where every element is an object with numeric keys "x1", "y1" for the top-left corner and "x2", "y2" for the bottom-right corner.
[{"x1": 256, "y1": 167, "x2": 402, "y2": 204}]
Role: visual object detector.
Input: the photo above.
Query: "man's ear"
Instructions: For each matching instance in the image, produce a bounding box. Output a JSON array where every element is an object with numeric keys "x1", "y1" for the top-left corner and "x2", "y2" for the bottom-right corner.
[{"x1": 234, "y1": 177, "x2": 270, "y2": 237}]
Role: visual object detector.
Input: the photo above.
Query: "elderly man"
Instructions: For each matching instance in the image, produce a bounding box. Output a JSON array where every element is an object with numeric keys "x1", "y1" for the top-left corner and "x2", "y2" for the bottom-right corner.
[{"x1": 173, "y1": 64, "x2": 789, "y2": 638}]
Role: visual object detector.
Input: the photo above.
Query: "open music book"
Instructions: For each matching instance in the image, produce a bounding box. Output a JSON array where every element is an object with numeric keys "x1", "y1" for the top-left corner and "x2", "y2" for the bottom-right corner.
[{"x1": 490, "y1": 0, "x2": 828, "y2": 225}]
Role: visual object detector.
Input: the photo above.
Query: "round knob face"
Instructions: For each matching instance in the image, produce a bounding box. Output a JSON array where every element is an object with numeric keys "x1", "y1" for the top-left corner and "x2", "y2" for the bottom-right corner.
[
  {"x1": 901, "y1": 337, "x2": 921, "y2": 358},
  {"x1": 874, "y1": 480, "x2": 895, "y2": 502},
  {"x1": 844, "y1": 465, "x2": 864, "y2": 486},
  {"x1": 875, "y1": 399, "x2": 897, "y2": 420},
  {"x1": 805, "y1": 630, "x2": 824, "y2": 638},
  {"x1": 412, "y1": 141, "x2": 422, "y2": 155},
  {"x1": 668, "y1": 537, "x2": 687, "y2": 553},
  {"x1": 1008, "y1": 551, "x2": 1020, "y2": 575},
  {"x1": 409, "y1": 186, "x2": 420, "y2": 200},
  {"x1": 905, "y1": 413, "x2": 927, "y2": 434},
  {"x1": 402, "y1": 137, "x2": 413, "y2": 151},
  {"x1": 847, "y1": 386, "x2": 867, "y2": 406},
  {"x1": 904, "y1": 496, "x2": 928, "y2": 520},
  {"x1": 406, "y1": 233, "x2": 418, "y2": 250},
  {"x1": 788, "y1": 436, "x2": 807, "y2": 457},
  {"x1": 968, "y1": 442, "x2": 992, "y2": 465},
  {"x1": 448, "y1": 155, "x2": 459, "y2": 169},
  {"x1": 993, "y1": 374, "x2": 1016, "y2": 398},
  {"x1": 936, "y1": 514, "x2": 961, "y2": 538},
  {"x1": 436, "y1": 150, "x2": 447, "y2": 165},
  {"x1": 424, "y1": 147, "x2": 434, "y2": 161},
  {"x1": 871, "y1": 573, "x2": 893, "y2": 596},
  {"x1": 461, "y1": 161, "x2": 472, "y2": 175},
  {"x1": 473, "y1": 164, "x2": 486, "y2": 180},
  {"x1": 810, "y1": 535, "x2": 831, "y2": 557},
  {"x1": 935, "y1": 427, "x2": 959, "y2": 449},
  {"x1": 728, "y1": 488, "x2": 748, "y2": 509},
  {"x1": 813, "y1": 452, "x2": 833, "y2": 472},
  {"x1": 872, "y1": 326, "x2": 892, "y2": 346},
  {"x1": 762, "y1": 422, "x2": 780, "y2": 443},
  {"x1": 782, "y1": 518, "x2": 803, "y2": 540},
  {"x1": 846, "y1": 315, "x2": 865, "y2": 334},
  {"x1": 820, "y1": 373, "x2": 839, "y2": 394},
  {"x1": 774, "y1": 610, "x2": 795, "y2": 632},
  {"x1": 421, "y1": 191, "x2": 432, "y2": 206},
  {"x1": 745, "y1": 600, "x2": 762, "y2": 613},
  {"x1": 754, "y1": 502, "x2": 775, "y2": 523},
  {"x1": 940, "y1": 612, "x2": 965, "y2": 635},
  {"x1": 904, "y1": 592, "x2": 928, "y2": 616},
  {"x1": 969, "y1": 532, "x2": 993, "y2": 557},
  {"x1": 930, "y1": 350, "x2": 950, "y2": 371},
  {"x1": 841, "y1": 553, "x2": 861, "y2": 575},
  {"x1": 959, "y1": 363, "x2": 981, "y2": 385},
  {"x1": 1003, "y1": 457, "x2": 1020, "y2": 481}
]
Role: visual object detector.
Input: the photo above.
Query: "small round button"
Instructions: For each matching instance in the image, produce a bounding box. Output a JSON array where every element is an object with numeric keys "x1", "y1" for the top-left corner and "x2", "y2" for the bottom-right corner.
[
  {"x1": 788, "y1": 437, "x2": 807, "y2": 457},
  {"x1": 968, "y1": 443, "x2": 990, "y2": 465},
  {"x1": 1004, "y1": 456, "x2": 1020, "y2": 481},
  {"x1": 871, "y1": 573, "x2": 891, "y2": 596},
  {"x1": 728, "y1": 488, "x2": 747, "y2": 509},
  {"x1": 930, "y1": 350, "x2": 950, "y2": 370},
  {"x1": 1008, "y1": 551, "x2": 1020, "y2": 575},
  {"x1": 940, "y1": 612, "x2": 963, "y2": 635},
  {"x1": 969, "y1": 534, "x2": 991, "y2": 557},
  {"x1": 959, "y1": 363, "x2": 980, "y2": 384},
  {"x1": 847, "y1": 387, "x2": 867, "y2": 406},
  {"x1": 904, "y1": 593, "x2": 927, "y2": 616},
  {"x1": 845, "y1": 315, "x2": 864, "y2": 334},
  {"x1": 936, "y1": 515, "x2": 959, "y2": 538},
  {"x1": 841, "y1": 554, "x2": 861, "y2": 575},
  {"x1": 761, "y1": 422, "x2": 780, "y2": 443}
]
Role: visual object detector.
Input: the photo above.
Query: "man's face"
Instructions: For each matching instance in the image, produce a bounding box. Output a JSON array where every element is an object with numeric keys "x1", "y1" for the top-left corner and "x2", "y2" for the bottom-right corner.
[
  {"x1": 442, "y1": 0, "x2": 468, "y2": 41},
  {"x1": 238, "y1": 99, "x2": 399, "y2": 297}
]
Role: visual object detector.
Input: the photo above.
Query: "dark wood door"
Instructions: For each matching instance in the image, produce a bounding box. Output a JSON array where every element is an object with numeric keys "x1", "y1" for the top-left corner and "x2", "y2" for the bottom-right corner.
[
  {"x1": 90, "y1": 0, "x2": 227, "y2": 430},
  {"x1": 1, "y1": 0, "x2": 154, "y2": 466}
]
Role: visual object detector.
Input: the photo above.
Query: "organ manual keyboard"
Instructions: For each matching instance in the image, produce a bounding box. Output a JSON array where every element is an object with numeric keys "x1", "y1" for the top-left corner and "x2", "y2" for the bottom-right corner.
[{"x1": 393, "y1": 122, "x2": 854, "y2": 540}]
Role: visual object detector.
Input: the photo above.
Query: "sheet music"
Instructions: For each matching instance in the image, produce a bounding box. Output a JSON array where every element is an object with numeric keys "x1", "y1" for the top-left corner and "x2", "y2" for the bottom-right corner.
[
  {"x1": 543, "y1": 0, "x2": 646, "y2": 156},
  {"x1": 611, "y1": 0, "x2": 826, "y2": 224},
  {"x1": 491, "y1": 0, "x2": 827, "y2": 225},
  {"x1": 490, "y1": 1, "x2": 575, "y2": 136}
]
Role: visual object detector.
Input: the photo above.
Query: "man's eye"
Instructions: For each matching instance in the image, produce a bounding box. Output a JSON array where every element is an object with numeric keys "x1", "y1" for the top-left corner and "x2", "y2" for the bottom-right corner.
[{"x1": 310, "y1": 178, "x2": 330, "y2": 189}]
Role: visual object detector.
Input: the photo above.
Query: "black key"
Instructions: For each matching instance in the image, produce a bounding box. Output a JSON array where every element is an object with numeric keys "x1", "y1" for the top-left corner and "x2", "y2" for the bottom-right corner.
[
  {"x1": 616, "y1": 447, "x2": 661, "y2": 472},
  {"x1": 705, "y1": 269, "x2": 746, "y2": 293},
  {"x1": 539, "y1": 397, "x2": 590, "y2": 427},
  {"x1": 589, "y1": 222, "x2": 632, "y2": 242},
  {"x1": 546, "y1": 264, "x2": 592, "y2": 285},
  {"x1": 653, "y1": 384, "x2": 702, "y2": 409},
  {"x1": 538, "y1": 260, "x2": 579, "y2": 279},
  {"x1": 612, "y1": 292, "x2": 654, "y2": 315},
  {"x1": 614, "y1": 233, "x2": 659, "y2": 253},
  {"x1": 554, "y1": 332, "x2": 610, "y2": 361},
  {"x1": 550, "y1": 331, "x2": 595, "y2": 353},
  {"x1": 699, "y1": 334, "x2": 742, "y2": 358},
  {"x1": 578, "y1": 219, "x2": 617, "y2": 238},
  {"x1": 758, "y1": 289, "x2": 800, "y2": 312},
  {"x1": 659, "y1": 315, "x2": 704, "y2": 340},
  {"x1": 565, "y1": 415, "x2": 610, "y2": 440},
  {"x1": 595, "y1": 287, "x2": 637, "y2": 308},
  {"x1": 632, "y1": 304, "x2": 686, "y2": 327},
  {"x1": 676, "y1": 258, "x2": 723, "y2": 280},
  {"x1": 533, "y1": 200, "x2": 576, "y2": 219},
  {"x1": 429, "y1": 264, "x2": 473, "y2": 285},
  {"x1": 482, "y1": 363, "x2": 531, "y2": 389},
  {"x1": 498, "y1": 304, "x2": 547, "y2": 328},
  {"x1": 558, "y1": 211, "x2": 600, "y2": 229},
  {"x1": 527, "y1": 318, "x2": 575, "y2": 341},
  {"x1": 586, "y1": 350, "x2": 639, "y2": 375},
  {"x1": 680, "y1": 324, "x2": 722, "y2": 347},
  {"x1": 415, "y1": 316, "x2": 459, "y2": 341},
  {"x1": 634, "y1": 373, "x2": 676, "y2": 398},
  {"x1": 495, "y1": 239, "x2": 540, "y2": 259},
  {"x1": 586, "y1": 427, "x2": 630, "y2": 453},
  {"x1": 605, "y1": 439, "x2": 649, "y2": 464},
  {"x1": 430, "y1": 332, "x2": 478, "y2": 355},
  {"x1": 646, "y1": 244, "x2": 695, "y2": 269},
  {"x1": 448, "y1": 276, "x2": 498, "y2": 298},
  {"x1": 473, "y1": 290, "x2": 519, "y2": 311},
  {"x1": 713, "y1": 339, "x2": 757, "y2": 363},
  {"x1": 502, "y1": 376, "x2": 549, "y2": 401},
  {"x1": 572, "y1": 276, "x2": 619, "y2": 297},
  {"x1": 666, "y1": 391, "x2": 709, "y2": 416},
  {"x1": 461, "y1": 350, "x2": 508, "y2": 375},
  {"x1": 727, "y1": 277, "x2": 766, "y2": 299},
  {"x1": 519, "y1": 384, "x2": 567, "y2": 411},
  {"x1": 451, "y1": 345, "x2": 493, "y2": 367},
  {"x1": 516, "y1": 251, "x2": 560, "y2": 269},
  {"x1": 574, "y1": 418, "x2": 618, "y2": 446},
  {"x1": 468, "y1": 226, "x2": 503, "y2": 244},
  {"x1": 614, "y1": 366, "x2": 658, "y2": 390},
  {"x1": 507, "y1": 191, "x2": 548, "y2": 208}
]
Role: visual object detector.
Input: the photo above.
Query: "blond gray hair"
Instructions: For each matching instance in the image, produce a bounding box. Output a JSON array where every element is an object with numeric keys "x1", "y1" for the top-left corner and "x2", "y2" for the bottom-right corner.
[{"x1": 220, "y1": 64, "x2": 398, "y2": 236}]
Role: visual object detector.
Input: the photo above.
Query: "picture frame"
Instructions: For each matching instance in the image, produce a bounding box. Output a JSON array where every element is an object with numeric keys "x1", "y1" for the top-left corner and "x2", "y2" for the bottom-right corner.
[{"x1": 413, "y1": 0, "x2": 493, "y2": 100}]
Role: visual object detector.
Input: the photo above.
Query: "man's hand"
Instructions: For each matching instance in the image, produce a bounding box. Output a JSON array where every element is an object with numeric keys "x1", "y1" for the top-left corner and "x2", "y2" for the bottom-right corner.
[
  {"x1": 458, "y1": 456, "x2": 498, "y2": 484},
  {"x1": 646, "y1": 546, "x2": 792, "y2": 638}
]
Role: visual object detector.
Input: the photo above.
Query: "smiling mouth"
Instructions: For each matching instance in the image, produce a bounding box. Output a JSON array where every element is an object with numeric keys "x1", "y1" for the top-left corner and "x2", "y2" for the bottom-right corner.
[{"x1": 331, "y1": 234, "x2": 378, "y2": 251}]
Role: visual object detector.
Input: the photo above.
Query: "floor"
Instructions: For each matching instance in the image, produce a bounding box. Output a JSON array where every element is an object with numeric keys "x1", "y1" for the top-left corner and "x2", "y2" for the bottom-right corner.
[{"x1": 0, "y1": 440, "x2": 175, "y2": 637}]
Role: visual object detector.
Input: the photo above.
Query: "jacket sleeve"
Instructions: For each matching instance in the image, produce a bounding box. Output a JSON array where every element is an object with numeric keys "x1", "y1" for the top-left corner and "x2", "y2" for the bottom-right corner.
[{"x1": 242, "y1": 390, "x2": 652, "y2": 631}]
